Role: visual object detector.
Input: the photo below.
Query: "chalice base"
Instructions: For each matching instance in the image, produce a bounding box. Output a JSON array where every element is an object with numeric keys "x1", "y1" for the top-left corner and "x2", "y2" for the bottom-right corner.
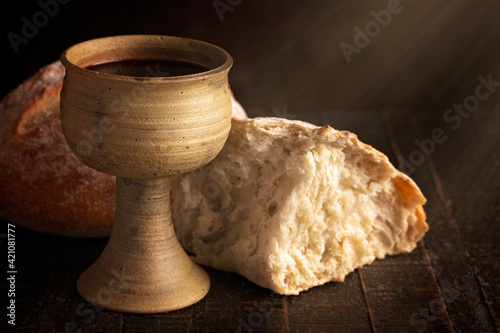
[{"x1": 76, "y1": 177, "x2": 210, "y2": 313}]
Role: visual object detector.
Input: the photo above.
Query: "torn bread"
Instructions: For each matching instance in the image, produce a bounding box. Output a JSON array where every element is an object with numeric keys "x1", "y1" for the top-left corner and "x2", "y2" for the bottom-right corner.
[{"x1": 170, "y1": 117, "x2": 428, "y2": 295}]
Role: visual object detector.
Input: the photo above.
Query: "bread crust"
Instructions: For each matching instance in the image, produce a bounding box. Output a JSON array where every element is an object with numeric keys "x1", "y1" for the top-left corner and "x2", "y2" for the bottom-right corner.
[{"x1": 0, "y1": 61, "x2": 115, "y2": 237}]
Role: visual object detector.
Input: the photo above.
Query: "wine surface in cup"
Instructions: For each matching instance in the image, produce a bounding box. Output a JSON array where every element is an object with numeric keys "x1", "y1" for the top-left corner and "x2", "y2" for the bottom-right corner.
[{"x1": 86, "y1": 59, "x2": 210, "y2": 77}]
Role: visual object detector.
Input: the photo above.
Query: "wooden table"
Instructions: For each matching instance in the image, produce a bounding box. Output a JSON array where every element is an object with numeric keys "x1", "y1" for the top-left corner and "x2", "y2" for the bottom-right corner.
[
  {"x1": 1, "y1": 0, "x2": 499, "y2": 331},
  {"x1": 4, "y1": 105, "x2": 498, "y2": 332}
]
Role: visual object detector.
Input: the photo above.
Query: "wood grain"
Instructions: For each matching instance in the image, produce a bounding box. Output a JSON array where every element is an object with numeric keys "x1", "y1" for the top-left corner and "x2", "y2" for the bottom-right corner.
[
  {"x1": 3, "y1": 105, "x2": 499, "y2": 332},
  {"x1": 380, "y1": 108, "x2": 498, "y2": 332},
  {"x1": 1, "y1": 0, "x2": 499, "y2": 331},
  {"x1": 322, "y1": 109, "x2": 453, "y2": 333}
]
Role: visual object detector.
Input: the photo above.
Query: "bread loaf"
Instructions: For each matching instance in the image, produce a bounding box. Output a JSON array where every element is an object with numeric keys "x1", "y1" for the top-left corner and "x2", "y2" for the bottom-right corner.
[
  {"x1": 1, "y1": 62, "x2": 427, "y2": 294},
  {"x1": 170, "y1": 117, "x2": 428, "y2": 294},
  {"x1": 0, "y1": 61, "x2": 115, "y2": 236}
]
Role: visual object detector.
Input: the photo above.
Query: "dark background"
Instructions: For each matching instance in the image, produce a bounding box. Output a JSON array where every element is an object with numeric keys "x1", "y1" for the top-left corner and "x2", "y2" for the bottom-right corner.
[
  {"x1": 2, "y1": 0, "x2": 500, "y2": 115},
  {"x1": 1, "y1": 0, "x2": 499, "y2": 332}
]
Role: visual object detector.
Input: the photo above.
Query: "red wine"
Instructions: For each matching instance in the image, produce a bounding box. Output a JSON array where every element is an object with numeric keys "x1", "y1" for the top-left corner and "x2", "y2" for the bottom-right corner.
[{"x1": 86, "y1": 59, "x2": 210, "y2": 77}]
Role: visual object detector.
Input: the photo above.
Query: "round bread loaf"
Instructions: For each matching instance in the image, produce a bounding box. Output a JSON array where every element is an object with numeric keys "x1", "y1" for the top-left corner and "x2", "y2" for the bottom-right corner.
[{"x1": 0, "y1": 62, "x2": 115, "y2": 236}]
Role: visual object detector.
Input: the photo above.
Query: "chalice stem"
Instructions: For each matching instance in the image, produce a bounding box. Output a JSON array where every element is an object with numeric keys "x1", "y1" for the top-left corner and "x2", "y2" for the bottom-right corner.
[
  {"x1": 113, "y1": 177, "x2": 179, "y2": 257},
  {"x1": 77, "y1": 177, "x2": 210, "y2": 313}
]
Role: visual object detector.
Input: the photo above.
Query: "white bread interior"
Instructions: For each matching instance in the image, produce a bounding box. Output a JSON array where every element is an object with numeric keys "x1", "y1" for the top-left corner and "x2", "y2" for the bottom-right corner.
[{"x1": 171, "y1": 117, "x2": 428, "y2": 295}]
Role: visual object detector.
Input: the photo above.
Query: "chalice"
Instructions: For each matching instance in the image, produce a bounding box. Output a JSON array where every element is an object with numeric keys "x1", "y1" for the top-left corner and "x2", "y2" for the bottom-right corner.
[{"x1": 59, "y1": 35, "x2": 232, "y2": 313}]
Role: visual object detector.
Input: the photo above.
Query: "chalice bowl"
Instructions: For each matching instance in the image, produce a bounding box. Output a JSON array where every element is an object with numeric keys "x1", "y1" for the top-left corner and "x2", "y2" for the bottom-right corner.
[{"x1": 59, "y1": 35, "x2": 232, "y2": 313}]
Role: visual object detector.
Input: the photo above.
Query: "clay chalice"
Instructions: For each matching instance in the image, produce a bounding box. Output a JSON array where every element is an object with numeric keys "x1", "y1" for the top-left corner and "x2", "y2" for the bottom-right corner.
[{"x1": 59, "y1": 35, "x2": 232, "y2": 313}]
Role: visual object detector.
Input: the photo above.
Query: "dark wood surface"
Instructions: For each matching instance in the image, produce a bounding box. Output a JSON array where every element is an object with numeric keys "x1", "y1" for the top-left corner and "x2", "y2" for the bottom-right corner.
[
  {"x1": 2, "y1": 105, "x2": 498, "y2": 332},
  {"x1": 1, "y1": 0, "x2": 499, "y2": 332}
]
